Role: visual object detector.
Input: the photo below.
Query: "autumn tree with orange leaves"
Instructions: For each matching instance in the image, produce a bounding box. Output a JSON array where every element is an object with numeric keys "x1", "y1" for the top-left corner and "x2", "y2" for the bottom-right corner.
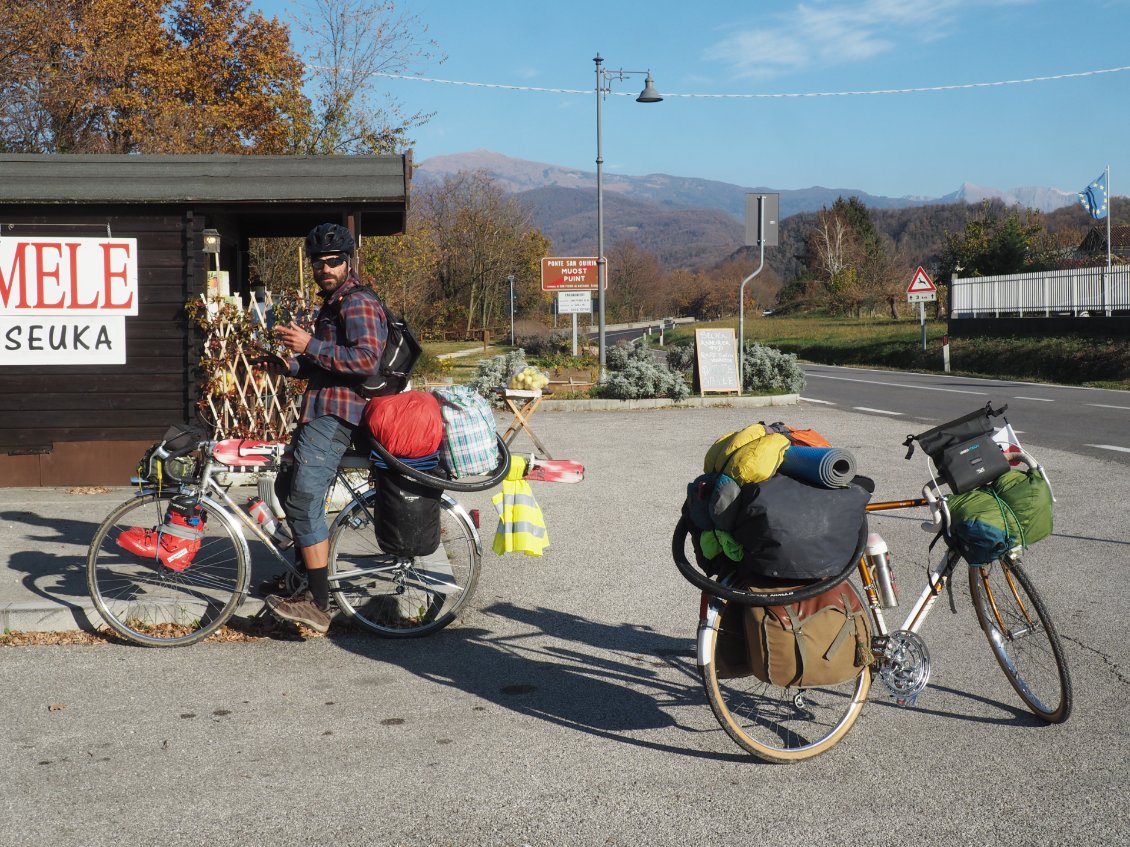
[{"x1": 1, "y1": 0, "x2": 306, "y2": 153}]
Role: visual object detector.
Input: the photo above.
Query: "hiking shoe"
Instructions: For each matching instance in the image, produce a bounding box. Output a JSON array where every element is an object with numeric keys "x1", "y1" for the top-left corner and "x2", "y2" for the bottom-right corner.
[{"x1": 265, "y1": 591, "x2": 331, "y2": 634}]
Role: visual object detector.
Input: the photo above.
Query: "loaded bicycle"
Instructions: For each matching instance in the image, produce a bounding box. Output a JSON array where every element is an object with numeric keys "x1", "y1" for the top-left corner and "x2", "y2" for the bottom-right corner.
[
  {"x1": 672, "y1": 404, "x2": 1071, "y2": 762},
  {"x1": 87, "y1": 424, "x2": 509, "y2": 647}
]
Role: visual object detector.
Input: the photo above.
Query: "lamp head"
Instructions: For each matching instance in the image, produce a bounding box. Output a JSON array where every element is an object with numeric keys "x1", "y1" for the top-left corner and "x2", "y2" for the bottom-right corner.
[
  {"x1": 636, "y1": 73, "x2": 662, "y2": 103},
  {"x1": 201, "y1": 229, "x2": 221, "y2": 255}
]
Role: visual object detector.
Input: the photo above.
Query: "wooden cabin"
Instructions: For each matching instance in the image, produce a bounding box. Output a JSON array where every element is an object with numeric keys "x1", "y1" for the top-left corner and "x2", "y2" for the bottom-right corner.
[{"x1": 0, "y1": 153, "x2": 410, "y2": 486}]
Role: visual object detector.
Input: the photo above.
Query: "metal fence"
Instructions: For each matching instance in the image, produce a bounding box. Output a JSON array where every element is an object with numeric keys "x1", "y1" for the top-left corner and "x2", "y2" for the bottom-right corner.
[{"x1": 951, "y1": 267, "x2": 1130, "y2": 317}]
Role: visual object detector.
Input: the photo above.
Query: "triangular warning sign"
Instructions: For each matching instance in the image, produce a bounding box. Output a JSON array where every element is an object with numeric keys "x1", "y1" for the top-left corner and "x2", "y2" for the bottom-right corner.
[{"x1": 907, "y1": 266, "x2": 936, "y2": 293}]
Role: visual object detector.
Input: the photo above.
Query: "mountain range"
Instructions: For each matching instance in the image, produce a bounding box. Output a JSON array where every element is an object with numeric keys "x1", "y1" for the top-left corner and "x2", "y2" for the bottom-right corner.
[
  {"x1": 416, "y1": 149, "x2": 1079, "y2": 217},
  {"x1": 413, "y1": 149, "x2": 1083, "y2": 269}
]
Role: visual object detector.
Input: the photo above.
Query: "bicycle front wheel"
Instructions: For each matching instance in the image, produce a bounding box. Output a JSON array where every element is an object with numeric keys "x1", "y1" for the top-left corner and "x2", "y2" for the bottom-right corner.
[
  {"x1": 328, "y1": 491, "x2": 481, "y2": 637},
  {"x1": 701, "y1": 599, "x2": 871, "y2": 762},
  {"x1": 968, "y1": 556, "x2": 1072, "y2": 723},
  {"x1": 87, "y1": 493, "x2": 248, "y2": 647}
]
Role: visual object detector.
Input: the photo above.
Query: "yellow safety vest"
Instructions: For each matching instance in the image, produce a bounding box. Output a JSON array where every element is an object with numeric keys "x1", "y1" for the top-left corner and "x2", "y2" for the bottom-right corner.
[{"x1": 492, "y1": 456, "x2": 549, "y2": 556}]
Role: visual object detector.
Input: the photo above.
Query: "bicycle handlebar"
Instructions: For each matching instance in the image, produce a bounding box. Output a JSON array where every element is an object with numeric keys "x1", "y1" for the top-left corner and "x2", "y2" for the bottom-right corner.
[{"x1": 671, "y1": 516, "x2": 867, "y2": 606}]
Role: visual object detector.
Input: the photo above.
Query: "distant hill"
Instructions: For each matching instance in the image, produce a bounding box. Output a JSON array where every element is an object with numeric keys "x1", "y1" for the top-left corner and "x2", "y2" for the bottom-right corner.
[
  {"x1": 413, "y1": 149, "x2": 1092, "y2": 273},
  {"x1": 415, "y1": 149, "x2": 1082, "y2": 218},
  {"x1": 515, "y1": 185, "x2": 744, "y2": 268}
]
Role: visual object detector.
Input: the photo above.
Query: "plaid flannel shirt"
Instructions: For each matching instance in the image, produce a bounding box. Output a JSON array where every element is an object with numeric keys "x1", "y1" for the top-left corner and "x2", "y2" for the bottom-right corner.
[{"x1": 291, "y1": 274, "x2": 387, "y2": 426}]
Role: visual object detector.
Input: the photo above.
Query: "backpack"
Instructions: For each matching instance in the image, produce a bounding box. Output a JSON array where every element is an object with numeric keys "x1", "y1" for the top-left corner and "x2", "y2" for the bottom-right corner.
[
  {"x1": 717, "y1": 580, "x2": 872, "y2": 687},
  {"x1": 333, "y1": 286, "x2": 423, "y2": 398}
]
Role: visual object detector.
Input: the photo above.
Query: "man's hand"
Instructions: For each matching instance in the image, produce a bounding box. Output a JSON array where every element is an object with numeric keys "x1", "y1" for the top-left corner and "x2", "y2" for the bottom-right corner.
[
  {"x1": 250, "y1": 353, "x2": 289, "y2": 375},
  {"x1": 275, "y1": 321, "x2": 313, "y2": 355}
]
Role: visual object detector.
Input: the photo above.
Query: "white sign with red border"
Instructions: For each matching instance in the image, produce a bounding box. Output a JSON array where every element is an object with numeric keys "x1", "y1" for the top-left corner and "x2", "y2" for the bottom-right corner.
[{"x1": 906, "y1": 265, "x2": 937, "y2": 303}]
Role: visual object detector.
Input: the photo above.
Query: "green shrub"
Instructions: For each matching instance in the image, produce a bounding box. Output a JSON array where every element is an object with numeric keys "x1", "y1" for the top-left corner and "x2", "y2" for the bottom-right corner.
[
  {"x1": 602, "y1": 339, "x2": 690, "y2": 401},
  {"x1": 665, "y1": 343, "x2": 695, "y2": 372},
  {"x1": 605, "y1": 338, "x2": 650, "y2": 369},
  {"x1": 742, "y1": 343, "x2": 806, "y2": 393}
]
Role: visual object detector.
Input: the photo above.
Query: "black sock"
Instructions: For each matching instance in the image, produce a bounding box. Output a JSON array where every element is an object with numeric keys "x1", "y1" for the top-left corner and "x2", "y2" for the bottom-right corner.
[{"x1": 307, "y1": 567, "x2": 330, "y2": 610}]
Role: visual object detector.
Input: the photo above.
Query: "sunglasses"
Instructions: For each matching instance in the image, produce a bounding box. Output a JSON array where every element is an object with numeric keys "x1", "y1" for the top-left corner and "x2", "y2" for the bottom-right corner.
[{"x1": 311, "y1": 255, "x2": 348, "y2": 270}]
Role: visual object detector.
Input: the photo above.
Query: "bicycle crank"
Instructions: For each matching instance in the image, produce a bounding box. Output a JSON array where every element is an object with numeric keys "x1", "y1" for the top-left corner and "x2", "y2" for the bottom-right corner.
[{"x1": 874, "y1": 630, "x2": 931, "y2": 707}]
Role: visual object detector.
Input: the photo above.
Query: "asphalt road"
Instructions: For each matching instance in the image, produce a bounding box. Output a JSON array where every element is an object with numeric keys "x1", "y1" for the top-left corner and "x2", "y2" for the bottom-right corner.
[
  {"x1": 2, "y1": 404, "x2": 1127, "y2": 847},
  {"x1": 802, "y1": 363, "x2": 1130, "y2": 467}
]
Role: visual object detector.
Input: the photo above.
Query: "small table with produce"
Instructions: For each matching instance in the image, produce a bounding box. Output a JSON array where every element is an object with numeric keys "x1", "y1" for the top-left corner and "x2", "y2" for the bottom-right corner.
[{"x1": 496, "y1": 388, "x2": 554, "y2": 459}]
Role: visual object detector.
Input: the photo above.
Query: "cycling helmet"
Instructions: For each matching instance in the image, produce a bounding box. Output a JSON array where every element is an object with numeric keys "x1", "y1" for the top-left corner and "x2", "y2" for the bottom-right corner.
[{"x1": 305, "y1": 223, "x2": 355, "y2": 257}]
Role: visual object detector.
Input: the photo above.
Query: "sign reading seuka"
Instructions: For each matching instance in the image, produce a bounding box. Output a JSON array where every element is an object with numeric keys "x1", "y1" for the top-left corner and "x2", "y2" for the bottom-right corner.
[{"x1": 0, "y1": 237, "x2": 138, "y2": 365}]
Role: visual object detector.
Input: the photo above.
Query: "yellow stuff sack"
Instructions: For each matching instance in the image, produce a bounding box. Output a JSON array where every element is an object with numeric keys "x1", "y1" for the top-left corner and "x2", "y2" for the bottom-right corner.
[
  {"x1": 704, "y1": 424, "x2": 766, "y2": 473},
  {"x1": 721, "y1": 432, "x2": 791, "y2": 486}
]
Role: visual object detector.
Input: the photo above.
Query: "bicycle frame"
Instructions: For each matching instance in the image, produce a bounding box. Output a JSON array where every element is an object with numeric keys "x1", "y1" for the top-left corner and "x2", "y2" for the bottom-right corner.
[
  {"x1": 136, "y1": 441, "x2": 383, "y2": 594},
  {"x1": 859, "y1": 481, "x2": 960, "y2": 638}
]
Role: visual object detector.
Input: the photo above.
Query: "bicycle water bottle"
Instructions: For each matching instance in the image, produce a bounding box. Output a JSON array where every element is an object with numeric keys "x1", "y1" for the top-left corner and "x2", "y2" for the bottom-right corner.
[
  {"x1": 864, "y1": 532, "x2": 898, "y2": 608},
  {"x1": 247, "y1": 497, "x2": 293, "y2": 549}
]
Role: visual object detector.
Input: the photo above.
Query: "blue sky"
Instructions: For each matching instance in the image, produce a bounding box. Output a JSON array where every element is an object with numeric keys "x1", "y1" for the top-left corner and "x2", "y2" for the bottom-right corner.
[{"x1": 255, "y1": 0, "x2": 1130, "y2": 200}]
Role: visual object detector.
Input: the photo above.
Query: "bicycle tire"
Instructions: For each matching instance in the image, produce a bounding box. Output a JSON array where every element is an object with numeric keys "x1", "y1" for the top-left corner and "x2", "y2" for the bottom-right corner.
[
  {"x1": 968, "y1": 557, "x2": 1072, "y2": 723},
  {"x1": 671, "y1": 516, "x2": 866, "y2": 606},
  {"x1": 87, "y1": 492, "x2": 248, "y2": 647},
  {"x1": 369, "y1": 433, "x2": 512, "y2": 493},
  {"x1": 701, "y1": 597, "x2": 871, "y2": 762},
  {"x1": 327, "y1": 490, "x2": 481, "y2": 637}
]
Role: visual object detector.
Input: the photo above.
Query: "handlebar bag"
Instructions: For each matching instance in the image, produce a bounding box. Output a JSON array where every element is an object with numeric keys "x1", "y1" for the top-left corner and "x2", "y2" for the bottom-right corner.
[{"x1": 731, "y1": 474, "x2": 871, "y2": 581}]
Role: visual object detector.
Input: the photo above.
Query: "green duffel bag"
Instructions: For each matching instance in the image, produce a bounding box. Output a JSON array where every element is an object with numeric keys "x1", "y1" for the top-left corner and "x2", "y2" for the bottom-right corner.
[
  {"x1": 946, "y1": 469, "x2": 1053, "y2": 565},
  {"x1": 993, "y1": 468, "x2": 1053, "y2": 546}
]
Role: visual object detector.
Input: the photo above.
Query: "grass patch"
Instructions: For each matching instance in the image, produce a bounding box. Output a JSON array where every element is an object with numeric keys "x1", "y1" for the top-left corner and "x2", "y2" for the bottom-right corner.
[{"x1": 668, "y1": 316, "x2": 1130, "y2": 389}]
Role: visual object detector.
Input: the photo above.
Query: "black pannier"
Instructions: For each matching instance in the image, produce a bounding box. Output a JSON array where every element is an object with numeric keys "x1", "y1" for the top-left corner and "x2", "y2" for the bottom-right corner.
[
  {"x1": 730, "y1": 474, "x2": 872, "y2": 581},
  {"x1": 371, "y1": 469, "x2": 441, "y2": 558}
]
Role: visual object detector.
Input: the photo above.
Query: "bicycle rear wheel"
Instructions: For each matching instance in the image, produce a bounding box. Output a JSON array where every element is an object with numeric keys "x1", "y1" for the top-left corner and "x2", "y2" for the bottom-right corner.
[
  {"x1": 327, "y1": 491, "x2": 480, "y2": 637},
  {"x1": 87, "y1": 492, "x2": 248, "y2": 647},
  {"x1": 968, "y1": 556, "x2": 1072, "y2": 723},
  {"x1": 701, "y1": 599, "x2": 871, "y2": 762}
]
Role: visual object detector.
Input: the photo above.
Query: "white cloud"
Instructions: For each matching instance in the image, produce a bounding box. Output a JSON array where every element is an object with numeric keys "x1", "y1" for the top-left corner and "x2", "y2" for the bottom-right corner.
[{"x1": 705, "y1": 0, "x2": 1034, "y2": 79}]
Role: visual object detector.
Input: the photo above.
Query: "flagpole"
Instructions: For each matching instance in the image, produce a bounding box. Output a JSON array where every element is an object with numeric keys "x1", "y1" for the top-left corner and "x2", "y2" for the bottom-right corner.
[{"x1": 1106, "y1": 164, "x2": 1112, "y2": 271}]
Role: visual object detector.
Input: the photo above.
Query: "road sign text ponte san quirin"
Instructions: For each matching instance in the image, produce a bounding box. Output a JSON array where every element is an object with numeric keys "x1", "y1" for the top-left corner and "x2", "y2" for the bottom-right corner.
[{"x1": 540, "y1": 257, "x2": 607, "y2": 291}]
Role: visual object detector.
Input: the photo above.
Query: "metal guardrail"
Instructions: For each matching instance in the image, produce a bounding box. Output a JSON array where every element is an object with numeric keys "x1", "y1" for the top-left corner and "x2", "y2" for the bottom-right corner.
[{"x1": 951, "y1": 267, "x2": 1130, "y2": 317}]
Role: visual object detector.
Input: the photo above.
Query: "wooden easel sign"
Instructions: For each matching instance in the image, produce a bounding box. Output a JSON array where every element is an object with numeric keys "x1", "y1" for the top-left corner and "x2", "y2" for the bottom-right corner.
[{"x1": 694, "y1": 328, "x2": 741, "y2": 396}]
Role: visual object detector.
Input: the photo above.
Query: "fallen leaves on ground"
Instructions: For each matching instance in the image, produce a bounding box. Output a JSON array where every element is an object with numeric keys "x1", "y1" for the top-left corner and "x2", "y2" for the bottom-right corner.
[{"x1": 0, "y1": 616, "x2": 332, "y2": 647}]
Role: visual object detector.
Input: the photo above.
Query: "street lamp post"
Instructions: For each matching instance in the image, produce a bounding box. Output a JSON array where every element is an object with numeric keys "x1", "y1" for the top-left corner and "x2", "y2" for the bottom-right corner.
[
  {"x1": 594, "y1": 53, "x2": 662, "y2": 377},
  {"x1": 508, "y1": 274, "x2": 516, "y2": 346}
]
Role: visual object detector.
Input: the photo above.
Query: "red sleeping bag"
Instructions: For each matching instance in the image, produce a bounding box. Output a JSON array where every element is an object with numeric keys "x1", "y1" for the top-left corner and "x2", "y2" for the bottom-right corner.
[{"x1": 361, "y1": 391, "x2": 444, "y2": 458}]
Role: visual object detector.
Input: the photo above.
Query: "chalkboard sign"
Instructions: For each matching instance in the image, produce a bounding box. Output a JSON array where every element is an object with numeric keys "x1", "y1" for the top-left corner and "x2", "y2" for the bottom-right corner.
[{"x1": 694, "y1": 328, "x2": 741, "y2": 395}]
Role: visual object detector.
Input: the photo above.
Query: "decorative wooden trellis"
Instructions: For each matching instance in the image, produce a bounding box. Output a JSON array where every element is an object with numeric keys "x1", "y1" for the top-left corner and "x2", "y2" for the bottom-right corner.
[{"x1": 194, "y1": 294, "x2": 303, "y2": 441}]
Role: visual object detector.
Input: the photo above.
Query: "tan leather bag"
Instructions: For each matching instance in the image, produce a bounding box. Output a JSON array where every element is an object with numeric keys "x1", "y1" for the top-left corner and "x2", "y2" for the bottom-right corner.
[{"x1": 741, "y1": 581, "x2": 872, "y2": 687}]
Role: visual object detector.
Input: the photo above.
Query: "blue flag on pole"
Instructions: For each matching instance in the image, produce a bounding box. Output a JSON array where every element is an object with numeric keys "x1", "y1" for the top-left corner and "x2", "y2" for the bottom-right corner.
[{"x1": 1078, "y1": 170, "x2": 1109, "y2": 219}]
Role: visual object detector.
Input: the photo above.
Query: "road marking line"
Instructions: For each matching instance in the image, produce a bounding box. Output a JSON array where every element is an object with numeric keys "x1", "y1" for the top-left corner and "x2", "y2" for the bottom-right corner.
[
  {"x1": 1086, "y1": 444, "x2": 1130, "y2": 454},
  {"x1": 854, "y1": 407, "x2": 902, "y2": 416},
  {"x1": 800, "y1": 397, "x2": 836, "y2": 405},
  {"x1": 1088, "y1": 403, "x2": 1130, "y2": 411},
  {"x1": 1014, "y1": 396, "x2": 1054, "y2": 402},
  {"x1": 806, "y1": 373, "x2": 987, "y2": 395}
]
